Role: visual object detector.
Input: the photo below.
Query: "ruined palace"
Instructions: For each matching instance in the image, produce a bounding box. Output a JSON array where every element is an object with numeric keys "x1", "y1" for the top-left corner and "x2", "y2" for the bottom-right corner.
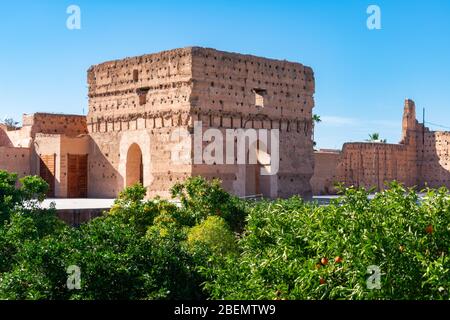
[
  {"x1": 311, "y1": 99, "x2": 450, "y2": 194},
  {"x1": 0, "y1": 47, "x2": 316, "y2": 199}
]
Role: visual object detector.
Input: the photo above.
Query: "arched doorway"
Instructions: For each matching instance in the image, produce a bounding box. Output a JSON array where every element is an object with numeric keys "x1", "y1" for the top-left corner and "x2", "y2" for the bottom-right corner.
[{"x1": 126, "y1": 143, "x2": 143, "y2": 187}]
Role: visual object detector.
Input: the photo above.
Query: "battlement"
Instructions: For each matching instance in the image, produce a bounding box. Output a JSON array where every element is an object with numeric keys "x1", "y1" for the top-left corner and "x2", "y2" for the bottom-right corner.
[
  {"x1": 21, "y1": 113, "x2": 87, "y2": 137},
  {"x1": 87, "y1": 47, "x2": 315, "y2": 127},
  {"x1": 86, "y1": 47, "x2": 316, "y2": 199}
]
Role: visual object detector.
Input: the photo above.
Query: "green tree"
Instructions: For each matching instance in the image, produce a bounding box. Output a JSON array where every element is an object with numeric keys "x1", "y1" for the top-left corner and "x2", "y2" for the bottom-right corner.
[
  {"x1": 204, "y1": 183, "x2": 450, "y2": 300},
  {"x1": 0, "y1": 171, "x2": 49, "y2": 224},
  {"x1": 312, "y1": 114, "x2": 321, "y2": 148},
  {"x1": 187, "y1": 216, "x2": 238, "y2": 257},
  {"x1": 1, "y1": 118, "x2": 19, "y2": 129},
  {"x1": 367, "y1": 132, "x2": 386, "y2": 143},
  {"x1": 170, "y1": 176, "x2": 247, "y2": 232}
]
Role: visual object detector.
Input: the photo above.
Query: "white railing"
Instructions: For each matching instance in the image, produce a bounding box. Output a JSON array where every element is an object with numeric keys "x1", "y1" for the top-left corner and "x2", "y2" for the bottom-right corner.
[{"x1": 240, "y1": 194, "x2": 264, "y2": 200}]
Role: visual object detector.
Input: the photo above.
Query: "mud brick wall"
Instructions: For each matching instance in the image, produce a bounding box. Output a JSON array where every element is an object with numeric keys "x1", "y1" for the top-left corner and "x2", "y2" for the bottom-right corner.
[
  {"x1": 309, "y1": 99, "x2": 450, "y2": 195},
  {"x1": 190, "y1": 47, "x2": 315, "y2": 198},
  {"x1": 87, "y1": 47, "x2": 316, "y2": 199},
  {"x1": 0, "y1": 122, "x2": 33, "y2": 148},
  {"x1": 0, "y1": 125, "x2": 12, "y2": 146},
  {"x1": 418, "y1": 130, "x2": 450, "y2": 188},
  {"x1": 310, "y1": 150, "x2": 341, "y2": 195},
  {"x1": 87, "y1": 48, "x2": 194, "y2": 198},
  {"x1": 0, "y1": 146, "x2": 31, "y2": 177},
  {"x1": 335, "y1": 142, "x2": 410, "y2": 190},
  {"x1": 27, "y1": 113, "x2": 87, "y2": 137},
  {"x1": 57, "y1": 209, "x2": 105, "y2": 226}
]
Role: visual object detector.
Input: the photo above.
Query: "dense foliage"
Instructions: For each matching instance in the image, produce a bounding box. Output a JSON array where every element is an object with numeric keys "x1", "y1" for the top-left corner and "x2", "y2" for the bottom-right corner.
[
  {"x1": 0, "y1": 170, "x2": 448, "y2": 300},
  {"x1": 205, "y1": 183, "x2": 449, "y2": 300}
]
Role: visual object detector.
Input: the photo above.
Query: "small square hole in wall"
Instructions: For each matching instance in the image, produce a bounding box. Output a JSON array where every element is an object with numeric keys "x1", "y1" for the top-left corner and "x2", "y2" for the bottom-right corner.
[
  {"x1": 136, "y1": 87, "x2": 150, "y2": 106},
  {"x1": 253, "y1": 88, "x2": 267, "y2": 109},
  {"x1": 133, "y1": 69, "x2": 139, "y2": 82},
  {"x1": 139, "y1": 94, "x2": 146, "y2": 106}
]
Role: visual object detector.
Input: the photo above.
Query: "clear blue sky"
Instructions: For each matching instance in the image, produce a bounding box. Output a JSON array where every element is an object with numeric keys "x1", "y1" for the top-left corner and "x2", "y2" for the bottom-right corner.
[{"x1": 0, "y1": 0, "x2": 449, "y2": 149}]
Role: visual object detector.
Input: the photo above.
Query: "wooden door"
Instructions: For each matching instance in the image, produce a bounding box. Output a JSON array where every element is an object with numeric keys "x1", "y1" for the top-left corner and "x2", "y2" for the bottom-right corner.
[
  {"x1": 39, "y1": 154, "x2": 56, "y2": 197},
  {"x1": 67, "y1": 154, "x2": 88, "y2": 198}
]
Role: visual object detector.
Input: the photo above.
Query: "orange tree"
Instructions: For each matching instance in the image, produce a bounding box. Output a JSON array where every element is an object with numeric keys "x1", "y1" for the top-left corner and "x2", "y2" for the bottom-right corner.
[{"x1": 202, "y1": 182, "x2": 450, "y2": 300}]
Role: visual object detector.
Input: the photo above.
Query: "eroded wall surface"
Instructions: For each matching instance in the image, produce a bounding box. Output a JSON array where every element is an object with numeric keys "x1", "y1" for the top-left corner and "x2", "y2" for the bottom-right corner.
[
  {"x1": 417, "y1": 130, "x2": 450, "y2": 188},
  {"x1": 190, "y1": 47, "x2": 315, "y2": 198},
  {"x1": 87, "y1": 48, "x2": 194, "y2": 198},
  {"x1": 311, "y1": 150, "x2": 340, "y2": 195},
  {"x1": 312, "y1": 99, "x2": 450, "y2": 194},
  {"x1": 334, "y1": 143, "x2": 410, "y2": 190},
  {"x1": 87, "y1": 47, "x2": 316, "y2": 199},
  {"x1": 0, "y1": 146, "x2": 31, "y2": 177}
]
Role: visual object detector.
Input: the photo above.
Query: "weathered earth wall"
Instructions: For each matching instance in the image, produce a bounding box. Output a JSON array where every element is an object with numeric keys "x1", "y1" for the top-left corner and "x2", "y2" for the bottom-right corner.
[
  {"x1": 87, "y1": 47, "x2": 315, "y2": 199},
  {"x1": 417, "y1": 130, "x2": 450, "y2": 189},
  {"x1": 334, "y1": 142, "x2": 410, "y2": 191},
  {"x1": 312, "y1": 99, "x2": 450, "y2": 194},
  {"x1": 190, "y1": 48, "x2": 315, "y2": 198},
  {"x1": 311, "y1": 150, "x2": 340, "y2": 195},
  {"x1": 87, "y1": 48, "x2": 194, "y2": 198},
  {"x1": 0, "y1": 146, "x2": 31, "y2": 177}
]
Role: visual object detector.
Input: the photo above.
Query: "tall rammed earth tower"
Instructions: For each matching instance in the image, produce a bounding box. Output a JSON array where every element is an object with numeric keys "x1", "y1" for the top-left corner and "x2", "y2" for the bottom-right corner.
[
  {"x1": 401, "y1": 99, "x2": 419, "y2": 186},
  {"x1": 87, "y1": 47, "x2": 315, "y2": 199},
  {"x1": 402, "y1": 99, "x2": 417, "y2": 142}
]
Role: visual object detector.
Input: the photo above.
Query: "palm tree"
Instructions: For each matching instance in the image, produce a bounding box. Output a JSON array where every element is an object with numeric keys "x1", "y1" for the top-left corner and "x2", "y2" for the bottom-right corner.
[
  {"x1": 367, "y1": 133, "x2": 380, "y2": 141},
  {"x1": 366, "y1": 133, "x2": 387, "y2": 143},
  {"x1": 312, "y1": 114, "x2": 322, "y2": 124},
  {"x1": 312, "y1": 114, "x2": 321, "y2": 149}
]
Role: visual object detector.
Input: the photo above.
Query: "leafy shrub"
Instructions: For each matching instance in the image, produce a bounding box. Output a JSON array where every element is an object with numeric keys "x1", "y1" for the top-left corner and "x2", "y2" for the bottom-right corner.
[
  {"x1": 0, "y1": 176, "x2": 206, "y2": 300},
  {"x1": 0, "y1": 171, "x2": 49, "y2": 224},
  {"x1": 171, "y1": 176, "x2": 247, "y2": 232},
  {"x1": 187, "y1": 216, "x2": 238, "y2": 257}
]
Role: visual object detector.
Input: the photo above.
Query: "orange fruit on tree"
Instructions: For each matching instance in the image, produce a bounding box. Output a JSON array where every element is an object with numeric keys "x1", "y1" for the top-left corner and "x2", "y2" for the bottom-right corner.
[
  {"x1": 334, "y1": 256, "x2": 343, "y2": 263},
  {"x1": 321, "y1": 257, "x2": 329, "y2": 265}
]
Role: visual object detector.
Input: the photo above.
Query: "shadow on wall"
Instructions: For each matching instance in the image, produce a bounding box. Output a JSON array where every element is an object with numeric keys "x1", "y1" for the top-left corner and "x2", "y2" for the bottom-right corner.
[
  {"x1": 0, "y1": 126, "x2": 13, "y2": 147},
  {"x1": 310, "y1": 150, "x2": 341, "y2": 195},
  {"x1": 88, "y1": 135, "x2": 123, "y2": 198},
  {"x1": 418, "y1": 131, "x2": 450, "y2": 190}
]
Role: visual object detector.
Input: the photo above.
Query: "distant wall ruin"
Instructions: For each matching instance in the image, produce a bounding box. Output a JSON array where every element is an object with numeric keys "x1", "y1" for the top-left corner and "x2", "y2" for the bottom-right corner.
[{"x1": 312, "y1": 99, "x2": 450, "y2": 194}]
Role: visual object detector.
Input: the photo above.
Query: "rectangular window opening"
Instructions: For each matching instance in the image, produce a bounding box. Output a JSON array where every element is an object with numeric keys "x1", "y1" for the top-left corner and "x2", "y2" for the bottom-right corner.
[{"x1": 253, "y1": 88, "x2": 267, "y2": 108}]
